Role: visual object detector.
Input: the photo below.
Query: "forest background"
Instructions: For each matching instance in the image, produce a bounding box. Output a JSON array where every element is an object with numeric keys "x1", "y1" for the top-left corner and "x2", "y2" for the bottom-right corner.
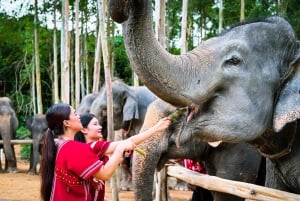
[{"x1": 0, "y1": 0, "x2": 299, "y2": 158}]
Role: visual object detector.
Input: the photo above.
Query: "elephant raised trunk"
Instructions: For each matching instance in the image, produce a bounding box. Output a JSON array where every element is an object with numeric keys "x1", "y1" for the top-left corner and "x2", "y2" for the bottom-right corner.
[{"x1": 110, "y1": 0, "x2": 214, "y2": 108}]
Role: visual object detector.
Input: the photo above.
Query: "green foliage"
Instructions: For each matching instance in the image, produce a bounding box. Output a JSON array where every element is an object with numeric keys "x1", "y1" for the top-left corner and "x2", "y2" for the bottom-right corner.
[
  {"x1": 0, "y1": 0, "x2": 299, "y2": 124},
  {"x1": 112, "y1": 35, "x2": 132, "y2": 84},
  {"x1": 16, "y1": 126, "x2": 31, "y2": 160}
]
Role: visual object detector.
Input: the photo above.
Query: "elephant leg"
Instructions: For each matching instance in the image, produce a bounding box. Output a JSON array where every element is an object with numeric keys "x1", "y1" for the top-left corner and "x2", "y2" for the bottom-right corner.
[
  {"x1": 190, "y1": 186, "x2": 213, "y2": 201},
  {"x1": 119, "y1": 153, "x2": 133, "y2": 191},
  {"x1": 3, "y1": 144, "x2": 17, "y2": 173},
  {"x1": 212, "y1": 191, "x2": 244, "y2": 201},
  {"x1": 29, "y1": 145, "x2": 34, "y2": 173},
  {"x1": 265, "y1": 159, "x2": 290, "y2": 192},
  {"x1": 0, "y1": 148, "x2": 4, "y2": 173},
  {"x1": 29, "y1": 141, "x2": 40, "y2": 174}
]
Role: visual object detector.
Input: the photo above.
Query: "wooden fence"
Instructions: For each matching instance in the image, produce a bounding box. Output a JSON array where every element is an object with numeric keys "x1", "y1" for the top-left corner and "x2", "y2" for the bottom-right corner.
[
  {"x1": 1, "y1": 140, "x2": 300, "y2": 201},
  {"x1": 164, "y1": 164, "x2": 300, "y2": 201},
  {"x1": 0, "y1": 139, "x2": 35, "y2": 145}
]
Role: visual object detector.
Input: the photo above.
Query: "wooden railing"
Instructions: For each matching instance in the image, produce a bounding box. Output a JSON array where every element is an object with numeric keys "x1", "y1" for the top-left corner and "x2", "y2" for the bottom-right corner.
[
  {"x1": 0, "y1": 139, "x2": 35, "y2": 145},
  {"x1": 164, "y1": 164, "x2": 300, "y2": 201},
  {"x1": 1, "y1": 140, "x2": 300, "y2": 201}
]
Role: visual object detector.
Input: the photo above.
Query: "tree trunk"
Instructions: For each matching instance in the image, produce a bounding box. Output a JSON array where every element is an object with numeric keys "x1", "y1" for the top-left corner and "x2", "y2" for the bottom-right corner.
[
  {"x1": 99, "y1": 0, "x2": 119, "y2": 200},
  {"x1": 240, "y1": 0, "x2": 245, "y2": 22},
  {"x1": 93, "y1": 4, "x2": 102, "y2": 93},
  {"x1": 181, "y1": 0, "x2": 188, "y2": 54},
  {"x1": 53, "y1": 0, "x2": 59, "y2": 103},
  {"x1": 218, "y1": 0, "x2": 223, "y2": 33},
  {"x1": 34, "y1": 0, "x2": 43, "y2": 114},
  {"x1": 155, "y1": 0, "x2": 166, "y2": 48},
  {"x1": 75, "y1": 0, "x2": 80, "y2": 108},
  {"x1": 61, "y1": 0, "x2": 70, "y2": 104},
  {"x1": 31, "y1": 58, "x2": 36, "y2": 114}
]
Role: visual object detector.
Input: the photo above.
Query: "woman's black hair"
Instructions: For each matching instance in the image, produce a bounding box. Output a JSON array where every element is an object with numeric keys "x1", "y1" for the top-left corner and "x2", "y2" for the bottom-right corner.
[
  {"x1": 40, "y1": 103, "x2": 71, "y2": 201},
  {"x1": 74, "y1": 113, "x2": 96, "y2": 143}
]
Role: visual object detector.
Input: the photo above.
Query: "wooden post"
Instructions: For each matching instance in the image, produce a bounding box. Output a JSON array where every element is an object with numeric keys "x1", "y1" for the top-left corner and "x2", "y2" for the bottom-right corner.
[{"x1": 167, "y1": 165, "x2": 300, "y2": 201}]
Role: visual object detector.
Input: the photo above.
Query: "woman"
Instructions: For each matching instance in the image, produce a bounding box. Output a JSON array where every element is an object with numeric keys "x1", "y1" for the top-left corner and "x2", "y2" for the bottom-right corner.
[
  {"x1": 40, "y1": 103, "x2": 171, "y2": 201},
  {"x1": 74, "y1": 113, "x2": 109, "y2": 201}
]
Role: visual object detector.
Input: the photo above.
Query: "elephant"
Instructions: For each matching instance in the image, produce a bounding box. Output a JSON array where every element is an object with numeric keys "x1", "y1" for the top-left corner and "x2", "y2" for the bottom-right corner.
[
  {"x1": 108, "y1": 0, "x2": 300, "y2": 194},
  {"x1": 78, "y1": 78, "x2": 157, "y2": 190},
  {"x1": 0, "y1": 97, "x2": 18, "y2": 173},
  {"x1": 76, "y1": 92, "x2": 99, "y2": 115},
  {"x1": 25, "y1": 114, "x2": 47, "y2": 174},
  {"x1": 133, "y1": 99, "x2": 265, "y2": 201},
  {"x1": 90, "y1": 78, "x2": 156, "y2": 138}
]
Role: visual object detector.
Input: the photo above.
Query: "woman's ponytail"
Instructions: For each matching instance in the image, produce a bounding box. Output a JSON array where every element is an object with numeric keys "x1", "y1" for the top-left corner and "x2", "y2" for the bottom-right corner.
[{"x1": 40, "y1": 129, "x2": 57, "y2": 201}]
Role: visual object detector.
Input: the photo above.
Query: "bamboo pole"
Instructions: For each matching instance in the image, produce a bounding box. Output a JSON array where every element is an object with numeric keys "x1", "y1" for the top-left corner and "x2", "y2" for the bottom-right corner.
[
  {"x1": 0, "y1": 140, "x2": 35, "y2": 145},
  {"x1": 167, "y1": 165, "x2": 300, "y2": 201}
]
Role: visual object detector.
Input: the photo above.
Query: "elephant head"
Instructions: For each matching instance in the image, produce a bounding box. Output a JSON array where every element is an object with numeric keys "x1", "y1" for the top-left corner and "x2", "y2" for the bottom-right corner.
[
  {"x1": 25, "y1": 114, "x2": 47, "y2": 174},
  {"x1": 133, "y1": 99, "x2": 264, "y2": 201},
  {"x1": 89, "y1": 78, "x2": 156, "y2": 137},
  {"x1": 108, "y1": 0, "x2": 300, "y2": 144},
  {"x1": 0, "y1": 97, "x2": 18, "y2": 173},
  {"x1": 76, "y1": 92, "x2": 99, "y2": 115}
]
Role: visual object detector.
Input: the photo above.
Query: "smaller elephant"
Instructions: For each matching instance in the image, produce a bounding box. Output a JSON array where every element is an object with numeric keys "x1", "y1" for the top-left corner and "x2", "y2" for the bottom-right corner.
[
  {"x1": 90, "y1": 78, "x2": 157, "y2": 137},
  {"x1": 25, "y1": 114, "x2": 47, "y2": 174},
  {"x1": 133, "y1": 99, "x2": 265, "y2": 201},
  {"x1": 86, "y1": 78, "x2": 157, "y2": 190},
  {"x1": 76, "y1": 92, "x2": 99, "y2": 115},
  {"x1": 0, "y1": 97, "x2": 18, "y2": 173}
]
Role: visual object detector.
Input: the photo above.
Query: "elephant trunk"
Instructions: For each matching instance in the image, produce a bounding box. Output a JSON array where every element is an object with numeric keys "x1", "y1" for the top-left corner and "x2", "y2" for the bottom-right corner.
[
  {"x1": 111, "y1": 0, "x2": 212, "y2": 107},
  {"x1": 0, "y1": 115, "x2": 17, "y2": 170}
]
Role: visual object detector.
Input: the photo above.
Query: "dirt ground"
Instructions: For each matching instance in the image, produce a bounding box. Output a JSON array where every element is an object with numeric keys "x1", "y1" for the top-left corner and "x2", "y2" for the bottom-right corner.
[{"x1": 0, "y1": 145, "x2": 192, "y2": 201}]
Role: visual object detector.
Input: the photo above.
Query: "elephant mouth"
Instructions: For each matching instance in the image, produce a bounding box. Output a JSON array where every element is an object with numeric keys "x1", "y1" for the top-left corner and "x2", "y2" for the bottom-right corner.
[
  {"x1": 173, "y1": 104, "x2": 200, "y2": 145},
  {"x1": 187, "y1": 104, "x2": 201, "y2": 121},
  {"x1": 176, "y1": 99, "x2": 217, "y2": 145}
]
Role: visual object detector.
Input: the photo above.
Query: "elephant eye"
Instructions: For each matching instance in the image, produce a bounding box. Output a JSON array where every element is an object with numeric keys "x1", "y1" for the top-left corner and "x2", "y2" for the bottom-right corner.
[{"x1": 225, "y1": 56, "x2": 241, "y2": 65}]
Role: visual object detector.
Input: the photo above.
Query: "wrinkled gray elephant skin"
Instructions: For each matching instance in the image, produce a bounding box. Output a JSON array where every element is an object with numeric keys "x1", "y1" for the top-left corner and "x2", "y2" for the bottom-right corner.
[
  {"x1": 76, "y1": 92, "x2": 99, "y2": 115},
  {"x1": 25, "y1": 114, "x2": 47, "y2": 174},
  {"x1": 78, "y1": 78, "x2": 156, "y2": 190},
  {"x1": 108, "y1": 0, "x2": 300, "y2": 194},
  {"x1": 89, "y1": 78, "x2": 156, "y2": 137},
  {"x1": 133, "y1": 99, "x2": 265, "y2": 201},
  {"x1": 0, "y1": 97, "x2": 18, "y2": 173}
]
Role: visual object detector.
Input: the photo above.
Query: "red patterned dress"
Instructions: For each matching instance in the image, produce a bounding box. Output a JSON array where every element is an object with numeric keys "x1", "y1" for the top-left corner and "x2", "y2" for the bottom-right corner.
[
  {"x1": 88, "y1": 141, "x2": 110, "y2": 201},
  {"x1": 49, "y1": 139, "x2": 109, "y2": 201}
]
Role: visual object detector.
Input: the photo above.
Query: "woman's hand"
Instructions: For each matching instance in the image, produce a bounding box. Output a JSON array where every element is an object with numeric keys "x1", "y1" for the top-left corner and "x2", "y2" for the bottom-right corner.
[
  {"x1": 152, "y1": 117, "x2": 172, "y2": 132},
  {"x1": 116, "y1": 139, "x2": 136, "y2": 153}
]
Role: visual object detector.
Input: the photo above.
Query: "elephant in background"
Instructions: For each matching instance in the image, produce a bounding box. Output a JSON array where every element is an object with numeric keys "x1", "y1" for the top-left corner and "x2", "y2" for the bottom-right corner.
[
  {"x1": 25, "y1": 114, "x2": 47, "y2": 174},
  {"x1": 108, "y1": 1, "x2": 300, "y2": 194},
  {"x1": 0, "y1": 97, "x2": 18, "y2": 173},
  {"x1": 76, "y1": 92, "x2": 99, "y2": 115},
  {"x1": 77, "y1": 78, "x2": 157, "y2": 190},
  {"x1": 133, "y1": 99, "x2": 265, "y2": 201},
  {"x1": 90, "y1": 78, "x2": 157, "y2": 138}
]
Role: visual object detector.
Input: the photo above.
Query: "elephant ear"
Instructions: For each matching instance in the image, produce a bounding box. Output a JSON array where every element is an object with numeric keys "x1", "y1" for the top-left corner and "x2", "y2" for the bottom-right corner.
[
  {"x1": 273, "y1": 57, "x2": 300, "y2": 132},
  {"x1": 25, "y1": 116, "x2": 33, "y2": 130},
  {"x1": 123, "y1": 94, "x2": 139, "y2": 121}
]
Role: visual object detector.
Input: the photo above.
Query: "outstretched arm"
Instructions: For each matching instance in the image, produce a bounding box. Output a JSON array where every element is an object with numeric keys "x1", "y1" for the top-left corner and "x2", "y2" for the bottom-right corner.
[{"x1": 105, "y1": 117, "x2": 171, "y2": 154}]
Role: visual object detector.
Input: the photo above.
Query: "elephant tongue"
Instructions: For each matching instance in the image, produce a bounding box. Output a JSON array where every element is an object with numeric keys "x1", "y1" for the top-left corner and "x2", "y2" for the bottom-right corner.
[{"x1": 187, "y1": 104, "x2": 201, "y2": 121}]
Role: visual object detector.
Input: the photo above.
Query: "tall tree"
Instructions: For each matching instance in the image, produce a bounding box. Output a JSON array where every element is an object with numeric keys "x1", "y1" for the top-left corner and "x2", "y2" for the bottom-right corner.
[
  {"x1": 240, "y1": 0, "x2": 245, "y2": 22},
  {"x1": 155, "y1": 0, "x2": 166, "y2": 48},
  {"x1": 61, "y1": 0, "x2": 70, "y2": 104},
  {"x1": 34, "y1": 0, "x2": 43, "y2": 114},
  {"x1": 75, "y1": 0, "x2": 80, "y2": 108},
  {"x1": 218, "y1": 0, "x2": 223, "y2": 33},
  {"x1": 181, "y1": 0, "x2": 188, "y2": 53},
  {"x1": 93, "y1": 1, "x2": 102, "y2": 93},
  {"x1": 98, "y1": 0, "x2": 119, "y2": 200},
  {"x1": 53, "y1": 0, "x2": 59, "y2": 103}
]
